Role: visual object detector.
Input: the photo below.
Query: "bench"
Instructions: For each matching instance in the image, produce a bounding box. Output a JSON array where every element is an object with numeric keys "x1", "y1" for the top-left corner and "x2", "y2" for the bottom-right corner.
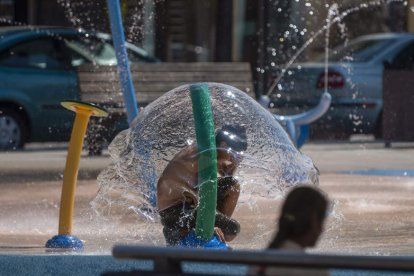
[
  {"x1": 105, "y1": 245, "x2": 414, "y2": 275},
  {"x1": 77, "y1": 62, "x2": 254, "y2": 154}
]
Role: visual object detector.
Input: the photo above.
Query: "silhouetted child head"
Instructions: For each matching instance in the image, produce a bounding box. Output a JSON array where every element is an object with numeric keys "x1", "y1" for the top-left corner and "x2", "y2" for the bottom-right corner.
[
  {"x1": 269, "y1": 185, "x2": 329, "y2": 249},
  {"x1": 215, "y1": 125, "x2": 247, "y2": 153}
]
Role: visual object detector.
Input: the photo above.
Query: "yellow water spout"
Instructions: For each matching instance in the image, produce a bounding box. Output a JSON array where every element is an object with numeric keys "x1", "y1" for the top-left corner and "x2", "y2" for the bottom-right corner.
[{"x1": 58, "y1": 100, "x2": 107, "y2": 235}]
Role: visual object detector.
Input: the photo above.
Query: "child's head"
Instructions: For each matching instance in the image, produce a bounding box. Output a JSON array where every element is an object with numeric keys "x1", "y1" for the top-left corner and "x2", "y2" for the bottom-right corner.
[
  {"x1": 215, "y1": 125, "x2": 247, "y2": 153},
  {"x1": 269, "y1": 185, "x2": 329, "y2": 249}
]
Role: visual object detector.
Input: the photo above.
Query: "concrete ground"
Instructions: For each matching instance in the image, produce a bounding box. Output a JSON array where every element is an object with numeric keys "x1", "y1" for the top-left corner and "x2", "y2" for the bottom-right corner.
[{"x1": 0, "y1": 141, "x2": 414, "y2": 257}]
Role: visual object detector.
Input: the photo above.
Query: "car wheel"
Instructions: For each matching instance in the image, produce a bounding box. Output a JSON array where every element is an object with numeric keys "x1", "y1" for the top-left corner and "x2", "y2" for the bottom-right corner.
[{"x1": 0, "y1": 108, "x2": 27, "y2": 150}]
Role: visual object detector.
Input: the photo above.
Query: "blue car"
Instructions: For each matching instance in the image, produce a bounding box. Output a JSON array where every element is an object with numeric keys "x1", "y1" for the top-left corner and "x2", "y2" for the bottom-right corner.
[
  {"x1": 0, "y1": 26, "x2": 158, "y2": 150},
  {"x1": 268, "y1": 33, "x2": 414, "y2": 138}
]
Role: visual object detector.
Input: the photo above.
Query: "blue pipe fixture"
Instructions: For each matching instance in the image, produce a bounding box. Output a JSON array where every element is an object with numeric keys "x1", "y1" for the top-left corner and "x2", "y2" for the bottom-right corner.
[
  {"x1": 106, "y1": 0, "x2": 138, "y2": 124},
  {"x1": 106, "y1": 0, "x2": 157, "y2": 207},
  {"x1": 258, "y1": 92, "x2": 332, "y2": 148}
]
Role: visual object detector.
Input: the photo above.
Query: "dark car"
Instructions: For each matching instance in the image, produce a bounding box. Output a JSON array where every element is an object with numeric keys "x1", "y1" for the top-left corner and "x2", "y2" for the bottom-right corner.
[{"x1": 0, "y1": 26, "x2": 159, "y2": 150}]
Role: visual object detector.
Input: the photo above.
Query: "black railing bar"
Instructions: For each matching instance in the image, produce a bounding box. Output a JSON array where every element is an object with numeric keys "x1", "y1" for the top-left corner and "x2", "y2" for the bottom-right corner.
[{"x1": 113, "y1": 245, "x2": 414, "y2": 272}]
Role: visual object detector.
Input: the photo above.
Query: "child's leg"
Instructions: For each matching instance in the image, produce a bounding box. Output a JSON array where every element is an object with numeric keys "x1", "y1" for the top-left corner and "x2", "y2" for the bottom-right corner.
[
  {"x1": 159, "y1": 203, "x2": 196, "y2": 245},
  {"x1": 215, "y1": 211, "x2": 240, "y2": 242},
  {"x1": 216, "y1": 176, "x2": 240, "y2": 217}
]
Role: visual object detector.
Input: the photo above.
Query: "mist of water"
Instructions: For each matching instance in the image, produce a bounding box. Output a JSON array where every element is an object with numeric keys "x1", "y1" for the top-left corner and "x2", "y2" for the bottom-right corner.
[{"x1": 265, "y1": 0, "x2": 406, "y2": 97}]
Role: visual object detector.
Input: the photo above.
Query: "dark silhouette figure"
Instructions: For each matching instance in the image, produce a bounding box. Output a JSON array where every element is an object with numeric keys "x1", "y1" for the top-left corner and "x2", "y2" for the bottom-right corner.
[
  {"x1": 268, "y1": 185, "x2": 328, "y2": 250},
  {"x1": 250, "y1": 185, "x2": 330, "y2": 275}
]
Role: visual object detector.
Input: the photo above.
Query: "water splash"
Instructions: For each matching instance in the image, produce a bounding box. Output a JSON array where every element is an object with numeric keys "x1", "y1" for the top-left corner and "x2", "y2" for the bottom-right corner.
[
  {"x1": 56, "y1": 0, "x2": 104, "y2": 33},
  {"x1": 56, "y1": 0, "x2": 156, "y2": 50},
  {"x1": 266, "y1": 0, "x2": 407, "y2": 97},
  {"x1": 323, "y1": 4, "x2": 339, "y2": 93},
  {"x1": 90, "y1": 83, "x2": 319, "y2": 248}
]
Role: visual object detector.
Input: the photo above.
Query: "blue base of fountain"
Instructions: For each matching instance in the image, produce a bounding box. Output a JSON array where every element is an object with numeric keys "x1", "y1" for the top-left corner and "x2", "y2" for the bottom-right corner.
[
  {"x1": 45, "y1": 235, "x2": 84, "y2": 250},
  {"x1": 178, "y1": 230, "x2": 229, "y2": 249}
]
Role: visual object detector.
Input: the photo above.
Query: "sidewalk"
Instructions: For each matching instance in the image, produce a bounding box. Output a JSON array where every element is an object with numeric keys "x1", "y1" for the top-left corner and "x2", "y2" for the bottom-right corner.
[
  {"x1": 302, "y1": 141, "x2": 414, "y2": 173},
  {"x1": 0, "y1": 144, "x2": 110, "y2": 183},
  {"x1": 2, "y1": 141, "x2": 413, "y2": 181}
]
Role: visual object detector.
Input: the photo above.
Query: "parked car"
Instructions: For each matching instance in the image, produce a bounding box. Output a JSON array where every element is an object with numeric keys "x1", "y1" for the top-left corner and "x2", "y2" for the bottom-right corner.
[
  {"x1": 0, "y1": 26, "x2": 159, "y2": 150},
  {"x1": 268, "y1": 33, "x2": 414, "y2": 138}
]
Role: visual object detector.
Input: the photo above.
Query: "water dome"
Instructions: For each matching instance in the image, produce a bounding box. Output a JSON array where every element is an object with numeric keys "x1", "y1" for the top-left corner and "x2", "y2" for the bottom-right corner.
[{"x1": 91, "y1": 82, "x2": 318, "y2": 245}]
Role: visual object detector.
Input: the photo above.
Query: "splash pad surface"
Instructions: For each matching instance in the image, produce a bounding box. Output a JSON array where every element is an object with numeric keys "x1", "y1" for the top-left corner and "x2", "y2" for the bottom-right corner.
[{"x1": 1, "y1": 143, "x2": 414, "y2": 274}]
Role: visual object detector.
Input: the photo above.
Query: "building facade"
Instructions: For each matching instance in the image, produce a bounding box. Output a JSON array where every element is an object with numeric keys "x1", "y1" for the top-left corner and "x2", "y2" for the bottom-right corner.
[{"x1": 1, "y1": 0, "x2": 412, "y2": 97}]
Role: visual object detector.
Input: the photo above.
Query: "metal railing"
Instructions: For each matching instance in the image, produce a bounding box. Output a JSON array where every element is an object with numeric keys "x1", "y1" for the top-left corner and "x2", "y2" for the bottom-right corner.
[{"x1": 112, "y1": 245, "x2": 414, "y2": 274}]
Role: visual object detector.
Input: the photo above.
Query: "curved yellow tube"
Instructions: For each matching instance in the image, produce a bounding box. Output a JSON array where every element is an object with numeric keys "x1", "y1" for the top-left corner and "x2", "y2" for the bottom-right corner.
[{"x1": 58, "y1": 101, "x2": 107, "y2": 235}]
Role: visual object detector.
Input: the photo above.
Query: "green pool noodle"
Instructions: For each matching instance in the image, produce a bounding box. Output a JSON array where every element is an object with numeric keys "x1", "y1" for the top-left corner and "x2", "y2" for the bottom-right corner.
[{"x1": 190, "y1": 83, "x2": 218, "y2": 241}]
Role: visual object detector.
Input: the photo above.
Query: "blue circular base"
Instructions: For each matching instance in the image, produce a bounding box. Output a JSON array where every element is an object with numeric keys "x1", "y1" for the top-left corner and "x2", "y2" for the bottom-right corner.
[
  {"x1": 45, "y1": 235, "x2": 84, "y2": 249},
  {"x1": 178, "y1": 230, "x2": 229, "y2": 250}
]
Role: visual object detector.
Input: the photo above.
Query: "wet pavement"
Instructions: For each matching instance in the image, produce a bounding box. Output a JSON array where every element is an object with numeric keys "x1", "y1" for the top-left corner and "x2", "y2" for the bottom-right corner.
[{"x1": 0, "y1": 141, "x2": 414, "y2": 274}]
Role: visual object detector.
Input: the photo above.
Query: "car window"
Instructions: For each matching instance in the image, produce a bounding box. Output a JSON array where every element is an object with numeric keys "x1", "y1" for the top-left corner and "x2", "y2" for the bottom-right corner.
[
  {"x1": 390, "y1": 41, "x2": 414, "y2": 70},
  {"x1": 62, "y1": 35, "x2": 155, "y2": 66},
  {"x1": 315, "y1": 38, "x2": 397, "y2": 63},
  {"x1": 63, "y1": 36, "x2": 117, "y2": 66},
  {"x1": 125, "y1": 44, "x2": 157, "y2": 63},
  {"x1": 63, "y1": 44, "x2": 90, "y2": 67},
  {"x1": 0, "y1": 38, "x2": 68, "y2": 70}
]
